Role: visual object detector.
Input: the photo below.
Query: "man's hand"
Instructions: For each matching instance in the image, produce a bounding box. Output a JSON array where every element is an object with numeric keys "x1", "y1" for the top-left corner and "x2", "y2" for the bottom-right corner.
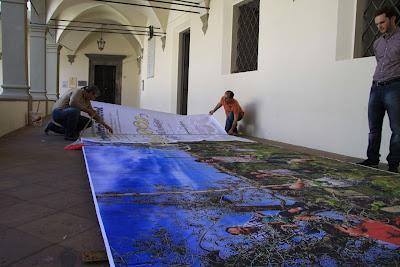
[
  {"x1": 103, "y1": 123, "x2": 113, "y2": 134},
  {"x1": 228, "y1": 129, "x2": 234, "y2": 135},
  {"x1": 88, "y1": 109, "x2": 97, "y2": 118},
  {"x1": 210, "y1": 102, "x2": 222, "y2": 115}
]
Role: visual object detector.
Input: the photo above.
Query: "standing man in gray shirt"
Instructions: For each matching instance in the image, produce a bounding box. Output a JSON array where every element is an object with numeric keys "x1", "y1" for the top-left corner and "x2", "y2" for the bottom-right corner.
[{"x1": 358, "y1": 6, "x2": 400, "y2": 173}]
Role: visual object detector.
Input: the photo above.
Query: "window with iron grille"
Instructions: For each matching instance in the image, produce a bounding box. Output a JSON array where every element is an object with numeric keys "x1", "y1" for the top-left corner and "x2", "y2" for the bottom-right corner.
[
  {"x1": 231, "y1": 0, "x2": 259, "y2": 73},
  {"x1": 358, "y1": 0, "x2": 400, "y2": 57}
]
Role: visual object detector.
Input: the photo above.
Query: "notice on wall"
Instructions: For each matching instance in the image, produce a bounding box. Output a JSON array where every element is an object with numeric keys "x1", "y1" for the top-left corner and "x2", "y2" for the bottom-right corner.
[
  {"x1": 81, "y1": 101, "x2": 251, "y2": 144},
  {"x1": 61, "y1": 80, "x2": 68, "y2": 88},
  {"x1": 78, "y1": 80, "x2": 87, "y2": 87},
  {"x1": 68, "y1": 77, "x2": 77, "y2": 88}
]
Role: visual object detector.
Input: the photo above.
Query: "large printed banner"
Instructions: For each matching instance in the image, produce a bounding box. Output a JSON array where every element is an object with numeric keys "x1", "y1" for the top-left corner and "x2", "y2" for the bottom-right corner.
[
  {"x1": 81, "y1": 101, "x2": 250, "y2": 144},
  {"x1": 83, "y1": 142, "x2": 400, "y2": 266}
]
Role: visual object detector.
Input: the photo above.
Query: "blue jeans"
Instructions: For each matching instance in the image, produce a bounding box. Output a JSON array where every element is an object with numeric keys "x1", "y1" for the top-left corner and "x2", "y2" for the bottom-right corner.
[
  {"x1": 367, "y1": 81, "x2": 400, "y2": 165},
  {"x1": 225, "y1": 112, "x2": 243, "y2": 133},
  {"x1": 52, "y1": 108, "x2": 91, "y2": 138}
]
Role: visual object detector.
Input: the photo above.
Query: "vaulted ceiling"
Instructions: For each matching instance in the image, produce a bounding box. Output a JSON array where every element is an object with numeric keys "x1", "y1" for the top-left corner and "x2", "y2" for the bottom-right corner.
[{"x1": 44, "y1": 0, "x2": 170, "y2": 55}]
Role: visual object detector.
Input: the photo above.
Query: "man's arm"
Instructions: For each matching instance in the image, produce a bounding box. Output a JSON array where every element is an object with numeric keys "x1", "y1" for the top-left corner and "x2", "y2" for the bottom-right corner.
[
  {"x1": 69, "y1": 90, "x2": 95, "y2": 116},
  {"x1": 93, "y1": 114, "x2": 113, "y2": 134},
  {"x1": 88, "y1": 103, "x2": 113, "y2": 134},
  {"x1": 209, "y1": 102, "x2": 222, "y2": 115},
  {"x1": 99, "y1": 120, "x2": 113, "y2": 134}
]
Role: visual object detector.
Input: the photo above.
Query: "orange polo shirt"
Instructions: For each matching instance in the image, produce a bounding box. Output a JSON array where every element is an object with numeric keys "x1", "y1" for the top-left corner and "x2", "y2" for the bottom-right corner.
[{"x1": 220, "y1": 96, "x2": 244, "y2": 116}]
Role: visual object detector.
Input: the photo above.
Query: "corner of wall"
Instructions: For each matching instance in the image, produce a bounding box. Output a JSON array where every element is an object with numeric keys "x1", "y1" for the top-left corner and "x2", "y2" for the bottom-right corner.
[
  {"x1": 221, "y1": 0, "x2": 234, "y2": 75},
  {"x1": 335, "y1": 0, "x2": 357, "y2": 61},
  {"x1": 0, "y1": 101, "x2": 28, "y2": 137}
]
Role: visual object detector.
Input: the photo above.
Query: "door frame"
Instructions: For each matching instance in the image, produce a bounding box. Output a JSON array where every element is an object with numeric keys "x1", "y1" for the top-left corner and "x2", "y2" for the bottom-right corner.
[
  {"x1": 177, "y1": 28, "x2": 190, "y2": 115},
  {"x1": 85, "y1": 54, "x2": 126, "y2": 104}
]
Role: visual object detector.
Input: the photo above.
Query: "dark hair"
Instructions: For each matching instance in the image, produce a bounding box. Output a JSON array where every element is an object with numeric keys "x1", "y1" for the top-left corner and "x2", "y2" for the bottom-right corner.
[
  {"x1": 83, "y1": 85, "x2": 100, "y2": 96},
  {"x1": 225, "y1": 90, "x2": 234, "y2": 98},
  {"x1": 375, "y1": 6, "x2": 397, "y2": 19}
]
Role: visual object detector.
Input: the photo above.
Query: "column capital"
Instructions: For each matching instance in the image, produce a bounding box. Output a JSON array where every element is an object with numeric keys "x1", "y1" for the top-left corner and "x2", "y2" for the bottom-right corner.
[
  {"x1": 30, "y1": 24, "x2": 47, "y2": 32},
  {"x1": 46, "y1": 43, "x2": 61, "y2": 52},
  {"x1": 30, "y1": 24, "x2": 47, "y2": 38}
]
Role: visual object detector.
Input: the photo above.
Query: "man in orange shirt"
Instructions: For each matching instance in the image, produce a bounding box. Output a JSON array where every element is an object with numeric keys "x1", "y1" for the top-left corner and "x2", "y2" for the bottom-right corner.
[{"x1": 209, "y1": 90, "x2": 244, "y2": 135}]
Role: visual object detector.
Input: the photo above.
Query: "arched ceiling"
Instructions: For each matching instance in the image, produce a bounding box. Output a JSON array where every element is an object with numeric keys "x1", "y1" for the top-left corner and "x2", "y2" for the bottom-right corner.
[
  {"x1": 45, "y1": 0, "x2": 172, "y2": 56},
  {"x1": 46, "y1": 0, "x2": 169, "y2": 30},
  {"x1": 55, "y1": 4, "x2": 144, "y2": 54},
  {"x1": 44, "y1": 0, "x2": 208, "y2": 55}
]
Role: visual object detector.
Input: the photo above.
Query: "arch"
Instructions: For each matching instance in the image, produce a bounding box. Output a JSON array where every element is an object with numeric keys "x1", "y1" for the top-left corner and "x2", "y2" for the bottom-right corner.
[
  {"x1": 56, "y1": 5, "x2": 144, "y2": 55},
  {"x1": 46, "y1": 0, "x2": 167, "y2": 30}
]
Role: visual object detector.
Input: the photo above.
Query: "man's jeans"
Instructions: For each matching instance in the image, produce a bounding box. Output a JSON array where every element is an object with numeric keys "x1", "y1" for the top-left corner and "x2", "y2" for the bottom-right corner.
[
  {"x1": 367, "y1": 80, "x2": 400, "y2": 165},
  {"x1": 52, "y1": 108, "x2": 91, "y2": 138},
  {"x1": 225, "y1": 112, "x2": 243, "y2": 133}
]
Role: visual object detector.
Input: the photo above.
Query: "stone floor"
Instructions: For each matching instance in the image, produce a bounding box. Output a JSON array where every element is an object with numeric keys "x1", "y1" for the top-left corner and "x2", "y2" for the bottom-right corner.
[
  {"x1": 0, "y1": 124, "x2": 108, "y2": 267},
  {"x1": 0, "y1": 123, "x2": 376, "y2": 267}
]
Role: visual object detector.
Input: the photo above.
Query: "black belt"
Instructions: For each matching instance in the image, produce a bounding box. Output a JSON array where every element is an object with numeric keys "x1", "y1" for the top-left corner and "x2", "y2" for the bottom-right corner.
[{"x1": 373, "y1": 77, "x2": 400, "y2": 86}]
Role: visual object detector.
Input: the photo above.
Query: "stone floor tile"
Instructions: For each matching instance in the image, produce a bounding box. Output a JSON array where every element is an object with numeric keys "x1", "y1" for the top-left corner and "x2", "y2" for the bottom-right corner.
[
  {"x1": 60, "y1": 227, "x2": 106, "y2": 253},
  {"x1": 64, "y1": 202, "x2": 98, "y2": 221},
  {"x1": 0, "y1": 193, "x2": 24, "y2": 209},
  {"x1": 0, "y1": 177, "x2": 25, "y2": 192},
  {"x1": 8, "y1": 244, "x2": 109, "y2": 267},
  {"x1": 0, "y1": 202, "x2": 57, "y2": 227},
  {"x1": 17, "y1": 212, "x2": 95, "y2": 244},
  {"x1": 30, "y1": 191, "x2": 91, "y2": 211},
  {"x1": 8, "y1": 245, "x2": 78, "y2": 267},
  {"x1": 4, "y1": 184, "x2": 60, "y2": 201},
  {"x1": 0, "y1": 223, "x2": 9, "y2": 233},
  {"x1": 0, "y1": 228, "x2": 51, "y2": 266}
]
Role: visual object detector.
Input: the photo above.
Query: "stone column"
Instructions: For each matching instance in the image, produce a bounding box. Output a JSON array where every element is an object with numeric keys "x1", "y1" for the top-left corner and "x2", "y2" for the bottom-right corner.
[
  {"x1": 29, "y1": 0, "x2": 47, "y2": 100},
  {"x1": 46, "y1": 30, "x2": 60, "y2": 101},
  {"x1": 0, "y1": 0, "x2": 30, "y2": 100}
]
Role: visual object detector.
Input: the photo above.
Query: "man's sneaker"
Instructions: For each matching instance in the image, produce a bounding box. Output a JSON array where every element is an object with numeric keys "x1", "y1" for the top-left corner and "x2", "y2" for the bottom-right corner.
[
  {"x1": 388, "y1": 164, "x2": 399, "y2": 173},
  {"x1": 357, "y1": 159, "x2": 379, "y2": 168},
  {"x1": 64, "y1": 135, "x2": 78, "y2": 141},
  {"x1": 45, "y1": 122, "x2": 65, "y2": 135},
  {"x1": 44, "y1": 125, "x2": 50, "y2": 135}
]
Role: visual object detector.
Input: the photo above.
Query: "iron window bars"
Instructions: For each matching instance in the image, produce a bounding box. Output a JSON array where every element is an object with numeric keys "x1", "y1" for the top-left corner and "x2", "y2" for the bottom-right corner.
[{"x1": 233, "y1": 0, "x2": 260, "y2": 73}]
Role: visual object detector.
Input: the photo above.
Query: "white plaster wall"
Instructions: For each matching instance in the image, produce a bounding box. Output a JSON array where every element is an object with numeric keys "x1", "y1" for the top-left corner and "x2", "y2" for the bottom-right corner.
[
  {"x1": 140, "y1": 0, "x2": 392, "y2": 161},
  {"x1": 0, "y1": 102, "x2": 27, "y2": 137},
  {"x1": 140, "y1": 35, "x2": 174, "y2": 112},
  {"x1": 59, "y1": 32, "x2": 140, "y2": 107}
]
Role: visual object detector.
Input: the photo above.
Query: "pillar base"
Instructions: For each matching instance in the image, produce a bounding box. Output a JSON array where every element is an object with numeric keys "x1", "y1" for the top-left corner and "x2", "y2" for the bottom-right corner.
[
  {"x1": 46, "y1": 94, "x2": 58, "y2": 101},
  {"x1": 30, "y1": 91, "x2": 48, "y2": 101},
  {"x1": 0, "y1": 84, "x2": 30, "y2": 100}
]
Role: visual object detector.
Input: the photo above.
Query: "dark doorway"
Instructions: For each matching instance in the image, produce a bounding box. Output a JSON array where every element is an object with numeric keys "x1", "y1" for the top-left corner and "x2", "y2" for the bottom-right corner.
[
  {"x1": 177, "y1": 29, "x2": 190, "y2": 115},
  {"x1": 94, "y1": 65, "x2": 116, "y2": 104},
  {"x1": 86, "y1": 54, "x2": 126, "y2": 105}
]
